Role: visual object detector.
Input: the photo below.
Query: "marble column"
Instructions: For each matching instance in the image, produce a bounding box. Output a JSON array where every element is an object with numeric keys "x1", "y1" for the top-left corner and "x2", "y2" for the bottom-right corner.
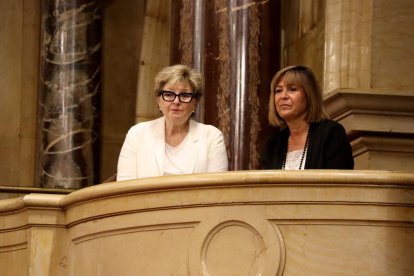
[
  {"x1": 36, "y1": 0, "x2": 102, "y2": 188},
  {"x1": 170, "y1": 0, "x2": 206, "y2": 122},
  {"x1": 171, "y1": 0, "x2": 280, "y2": 170}
]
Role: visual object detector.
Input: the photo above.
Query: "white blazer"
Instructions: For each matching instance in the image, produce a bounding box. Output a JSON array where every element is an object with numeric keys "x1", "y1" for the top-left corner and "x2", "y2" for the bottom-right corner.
[{"x1": 116, "y1": 117, "x2": 228, "y2": 181}]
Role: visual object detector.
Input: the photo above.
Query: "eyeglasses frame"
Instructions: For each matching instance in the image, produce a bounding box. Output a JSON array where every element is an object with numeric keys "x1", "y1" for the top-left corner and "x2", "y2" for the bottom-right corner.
[{"x1": 160, "y1": 90, "x2": 196, "y2": 103}]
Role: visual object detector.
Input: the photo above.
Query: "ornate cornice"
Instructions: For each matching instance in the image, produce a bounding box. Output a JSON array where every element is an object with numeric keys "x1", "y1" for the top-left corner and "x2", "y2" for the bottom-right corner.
[
  {"x1": 324, "y1": 89, "x2": 414, "y2": 119},
  {"x1": 324, "y1": 89, "x2": 414, "y2": 164},
  {"x1": 324, "y1": 89, "x2": 414, "y2": 136}
]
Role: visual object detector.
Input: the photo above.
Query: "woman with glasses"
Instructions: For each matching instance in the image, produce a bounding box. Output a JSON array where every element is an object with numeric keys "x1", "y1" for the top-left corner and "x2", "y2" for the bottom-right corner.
[
  {"x1": 116, "y1": 64, "x2": 228, "y2": 180},
  {"x1": 261, "y1": 65, "x2": 354, "y2": 170}
]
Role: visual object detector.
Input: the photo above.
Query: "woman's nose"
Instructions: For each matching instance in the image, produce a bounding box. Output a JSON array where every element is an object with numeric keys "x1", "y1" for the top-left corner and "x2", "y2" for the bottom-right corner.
[
  {"x1": 173, "y1": 95, "x2": 180, "y2": 103},
  {"x1": 280, "y1": 89, "x2": 288, "y2": 98}
]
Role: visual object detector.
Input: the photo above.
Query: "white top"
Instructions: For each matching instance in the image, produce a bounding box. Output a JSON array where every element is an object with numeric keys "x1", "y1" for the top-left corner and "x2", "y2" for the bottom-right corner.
[
  {"x1": 116, "y1": 117, "x2": 228, "y2": 181},
  {"x1": 284, "y1": 149, "x2": 307, "y2": 170},
  {"x1": 164, "y1": 134, "x2": 191, "y2": 175}
]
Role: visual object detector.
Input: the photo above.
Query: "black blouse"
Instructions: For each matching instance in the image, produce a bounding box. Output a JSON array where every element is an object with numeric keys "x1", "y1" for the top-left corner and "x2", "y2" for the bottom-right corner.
[{"x1": 262, "y1": 119, "x2": 354, "y2": 170}]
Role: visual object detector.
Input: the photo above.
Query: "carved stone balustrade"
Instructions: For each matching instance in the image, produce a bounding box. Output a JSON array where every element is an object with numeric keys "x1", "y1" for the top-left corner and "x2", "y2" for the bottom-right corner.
[{"x1": 1, "y1": 170, "x2": 413, "y2": 275}]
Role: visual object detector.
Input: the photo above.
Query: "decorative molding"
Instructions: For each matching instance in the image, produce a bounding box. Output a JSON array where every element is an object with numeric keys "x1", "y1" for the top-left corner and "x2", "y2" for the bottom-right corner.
[
  {"x1": 325, "y1": 89, "x2": 414, "y2": 117},
  {"x1": 1, "y1": 171, "x2": 414, "y2": 275},
  {"x1": 352, "y1": 136, "x2": 414, "y2": 157},
  {"x1": 324, "y1": 89, "x2": 414, "y2": 170},
  {"x1": 324, "y1": 89, "x2": 414, "y2": 135}
]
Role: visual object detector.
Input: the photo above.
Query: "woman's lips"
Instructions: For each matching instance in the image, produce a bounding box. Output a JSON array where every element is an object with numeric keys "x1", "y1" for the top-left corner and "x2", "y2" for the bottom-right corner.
[{"x1": 279, "y1": 104, "x2": 291, "y2": 109}]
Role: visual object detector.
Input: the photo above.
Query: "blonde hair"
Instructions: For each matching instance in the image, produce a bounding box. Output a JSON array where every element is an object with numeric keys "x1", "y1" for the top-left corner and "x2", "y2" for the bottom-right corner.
[
  {"x1": 268, "y1": 65, "x2": 329, "y2": 127},
  {"x1": 154, "y1": 64, "x2": 203, "y2": 98}
]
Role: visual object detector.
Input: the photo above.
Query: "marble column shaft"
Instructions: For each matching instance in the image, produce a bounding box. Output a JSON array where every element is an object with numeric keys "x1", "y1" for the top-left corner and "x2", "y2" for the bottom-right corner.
[
  {"x1": 36, "y1": 0, "x2": 101, "y2": 188},
  {"x1": 171, "y1": 0, "x2": 280, "y2": 170}
]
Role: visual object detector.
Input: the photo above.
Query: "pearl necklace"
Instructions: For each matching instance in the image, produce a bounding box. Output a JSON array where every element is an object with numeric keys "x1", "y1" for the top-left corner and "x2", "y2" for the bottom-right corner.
[{"x1": 282, "y1": 129, "x2": 309, "y2": 170}]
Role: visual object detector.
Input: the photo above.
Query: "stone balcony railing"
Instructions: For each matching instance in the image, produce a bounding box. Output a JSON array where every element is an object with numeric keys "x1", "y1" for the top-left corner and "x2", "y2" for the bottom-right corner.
[{"x1": 1, "y1": 170, "x2": 413, "y2": 276}]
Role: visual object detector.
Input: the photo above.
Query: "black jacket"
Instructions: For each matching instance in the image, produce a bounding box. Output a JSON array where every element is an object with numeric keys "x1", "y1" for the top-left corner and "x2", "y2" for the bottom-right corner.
[{"x1": 262, "y1": 119, "x2": 354, "y2": 169}]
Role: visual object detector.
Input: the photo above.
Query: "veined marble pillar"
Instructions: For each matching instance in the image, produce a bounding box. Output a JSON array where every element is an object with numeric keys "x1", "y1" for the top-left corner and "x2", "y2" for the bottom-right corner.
[
  {"x1": 36, "y1": 0, "x2": 102, "y2": 188},
  {"x1": 170, "y1": 0, "x2": 205, "y2": 121},
  {"x1": 171, "y1": 0, "x2": 280, "y2": 170}
]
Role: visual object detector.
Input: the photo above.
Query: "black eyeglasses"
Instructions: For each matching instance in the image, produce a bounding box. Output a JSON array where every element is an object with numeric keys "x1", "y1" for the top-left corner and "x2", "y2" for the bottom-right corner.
[{"x1": 160, "y1": 90, "x2": 195, "y2": 103}]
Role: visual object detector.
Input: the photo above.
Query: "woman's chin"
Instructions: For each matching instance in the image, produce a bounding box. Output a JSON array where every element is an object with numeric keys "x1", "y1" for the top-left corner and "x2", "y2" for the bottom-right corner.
[{"x1": 165, "y1": 114, "x2": 191, "y2": 122}]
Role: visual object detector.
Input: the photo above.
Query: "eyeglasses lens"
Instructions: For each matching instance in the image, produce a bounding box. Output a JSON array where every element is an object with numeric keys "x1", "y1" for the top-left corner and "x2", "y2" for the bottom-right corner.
[{"x1": 161, "y1": 91, "x2": 193, "y2": 103}]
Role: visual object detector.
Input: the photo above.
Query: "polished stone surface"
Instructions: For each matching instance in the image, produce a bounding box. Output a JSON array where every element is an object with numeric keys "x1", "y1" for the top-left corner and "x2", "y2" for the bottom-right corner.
[
  {"x1": 1, "y1": 0, "x2": 414, "y2": 197},
  {"x1": 36, "y1": 0, "x2": 101, "y2": 189},
  {"x1": 1, "y1": 171, "x2": 413, "y2": 275},
  {"x1": 180, "y1": 0, "x2": 279, "y2": 170},
  {"x1": 0, "y1": 0, "x2": 41, "y2": 191},
  {"x1": 135, "y1": 0, "x2": 170, "y2": 124}
]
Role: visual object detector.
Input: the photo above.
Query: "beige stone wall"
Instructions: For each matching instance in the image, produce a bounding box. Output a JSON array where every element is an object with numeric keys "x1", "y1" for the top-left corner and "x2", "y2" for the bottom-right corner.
[
  {"x1": 281, "y1": 0, "x2": 326, "y2": 86},
  {"x1": 101, "y1": 0, "x2": 170, "y2": 181},
  {"x1": 0, "y1": 0, "x2": 40, "y2": 194},
  {"x1": 371, "y1": 0, "x2": 414, "y2": 90},
  {"x1": 100, "y1": 0, "x2": 146, "y2": 182},
  {"x1": 135, "y1": 0, "x2": 171, "y2": 124},
  {"x1": 282, "y1": 0, "x2": 414, "y2": 93}
]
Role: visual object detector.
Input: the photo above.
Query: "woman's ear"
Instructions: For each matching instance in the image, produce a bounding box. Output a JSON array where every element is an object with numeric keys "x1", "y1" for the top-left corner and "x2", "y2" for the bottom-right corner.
[{"x1": 157, "y1": 98, "x2": 162, "y2": 111}]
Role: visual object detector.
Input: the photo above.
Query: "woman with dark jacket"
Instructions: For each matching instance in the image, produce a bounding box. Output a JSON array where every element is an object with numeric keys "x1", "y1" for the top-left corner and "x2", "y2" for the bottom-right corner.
[{"x1": 262, "y1": 65, "x2": 354, "y2": 170}]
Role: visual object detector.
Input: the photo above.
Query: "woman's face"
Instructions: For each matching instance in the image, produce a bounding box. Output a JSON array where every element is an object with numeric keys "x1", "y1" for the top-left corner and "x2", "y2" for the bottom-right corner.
[
  {"x1": 158, "y1": 81, "x2": 197, "y2": 125},
  {"x1": 274, "y1": 77, "x2": 308, "y2": 123}
]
